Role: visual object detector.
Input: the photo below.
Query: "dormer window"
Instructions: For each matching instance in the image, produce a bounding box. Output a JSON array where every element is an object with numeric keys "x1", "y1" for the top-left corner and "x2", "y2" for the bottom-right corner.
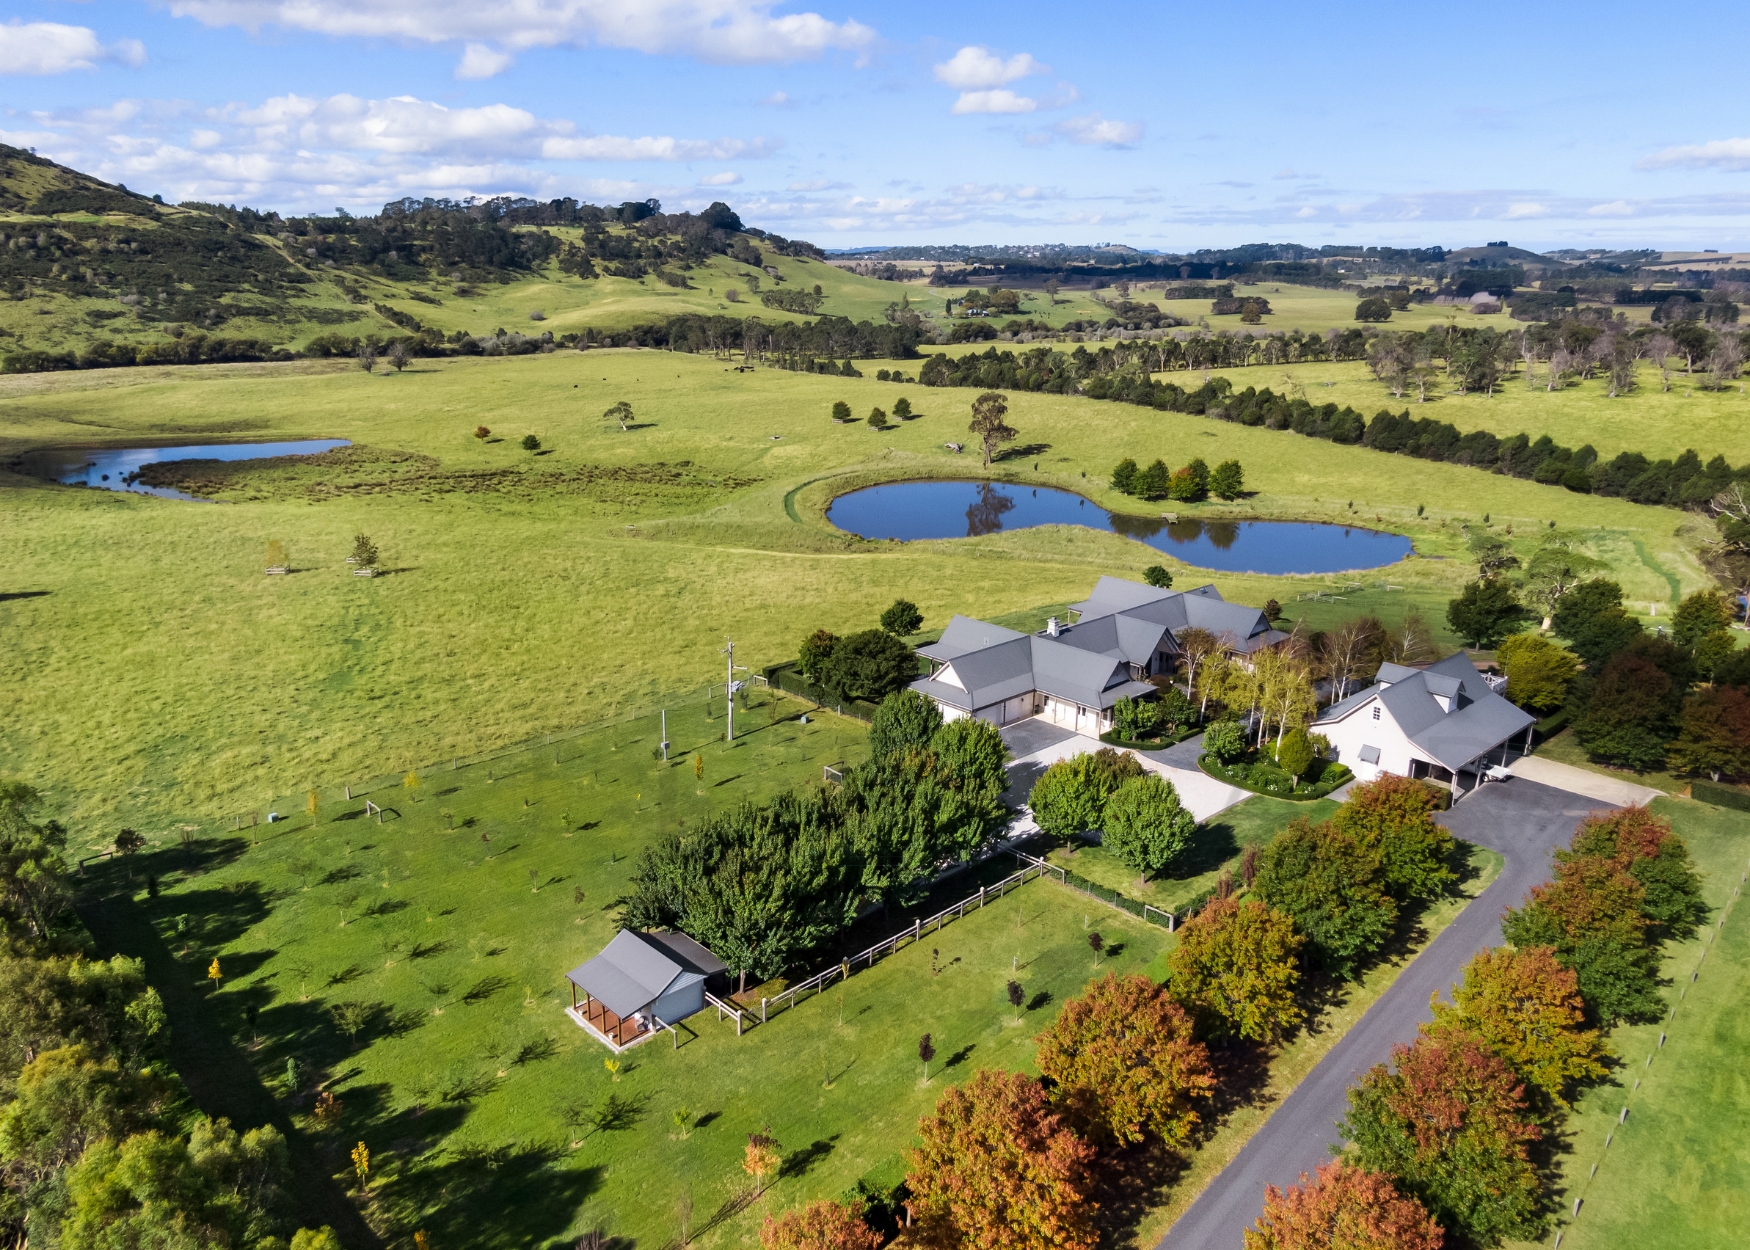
[{"x1": 1372, "y1": 706, "x2": 1381, "y2": 720}]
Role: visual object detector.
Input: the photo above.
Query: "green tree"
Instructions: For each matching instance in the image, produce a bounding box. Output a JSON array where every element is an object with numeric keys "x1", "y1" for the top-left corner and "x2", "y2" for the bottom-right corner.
[
  {"x1": 1100, "y1": 774, "x2": 1195, "y2": 883},
  {"x1": 1671, "y1": 591, "x2": 1732, "y2": 652},
  {"x1": 1566, "y1": 806, "x2": 1706, "y2": 941},
  {"x1": 1329, "y1": 774, "x2": 1456, "y2": 903},
  {"x1": 1167, "y1": 896, "x2": 1304, "y2": 1044},
  {"x1": 1143, "y1": 564, "x2": 1173, "y2": 589},
  {"x1": 1355, "y1": 298, "x2": 1392, "y2": 322},
  {"x1": 1501, "y1": 851, "x2": 1661, "y2": 1024},
  {"x1": 1575, "y1": 654, "x2": 1679, "y2": 771},
  {"x1": 879, "y1": 598, "x2": 923, "y2": 636},
  {"x1": 0, "y1": 780, "x2": 71, "y2": 944},
  {"x1": 1446, "y1": 578, "x2": 1522, "y2": 647},
  {"x1": 0, "y1": 1044, "x2": 168, "y2": 1196},
  {"x1": 1274, "y1": 727, "x2": 1315, "y2": 788},
  {"x1": 1551, "y1": 578, "x2": 1642, "y2": 670},
  {"x1": 892, "y1": 396, "x2": 913, "y2": 419},
  {"x1": 348, "y1": 533, "x2": 379, "y2": 573},
  {"x1": 817, "y1": 629, "x2": 917, "y2": 703},
  {"x1": 867, "y1": 406, "x2": 889, "y2": 429},
  {"x1": 1338, "y1": 1031, "x2": 1542, "y2": 1247},
  {"x1": 1495, "y1": 634, "x2": 1579, "y2": 713},
  {"x1": 603, "y1": 400, "x2": 634, "y2": 431},
  {"x1": 867, "y1": 690, "x2": 942, "y2": 759},
  {"x1": 520, "y1": 433, "x2": 541, "y2": 451},
  {"x1": 1027, "y1": 753, "x2": 1126, "y2": 839},
  {"x1": 968, "y1": 391, "x2": 1017, "y2": 467},
  {"x1": 1210, "y1": 459, "x2": 1244, "y2": 500},
  {"x1": 1185, "y1": 457, "x2": 1210, "y2": 497},
  {"x1": 1134, "y1": 458, "x2": 1171, "y2": 499},
  {"x1": 1252, "y1": 819, "x2": 1396, "y2": 979},
  {"x1": 1668, "y1": 685, "x2": 1750, "y2": 780},
  {"x1": 1034, "y1": 973, "x2": 1214, "y2": 1148},
  {"x1": 1166, "y1": 467, "x2": 1201, "y2": 502},
  {"x1": 1521, "y1": 546, "x2": 1607, "y2": 627},
  {"x1": 1425, "y1": 946, "x2": 1607, "y2": 1112},
  {"x1": 1467, "y1": 534, "x2": 1521, "y2": 580},
  {"x1": 1110, "y1": 458, "x2": 1139, "y2": 493},
  {"x1": 797, "y1": 629, "x2": 837, "y2": 683},
  {"x1": 830, "y1": 400, "x2": 852, "y2": 422}
]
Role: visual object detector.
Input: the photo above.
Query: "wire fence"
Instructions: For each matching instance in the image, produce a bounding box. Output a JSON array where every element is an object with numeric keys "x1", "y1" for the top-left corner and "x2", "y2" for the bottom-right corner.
[
  {"x1": 1015, "y1": 851, "x2": 1180, "y2": 930},
  {"x1": 1548, "y1": 856, "x2": 1747, "y2": 1247}
]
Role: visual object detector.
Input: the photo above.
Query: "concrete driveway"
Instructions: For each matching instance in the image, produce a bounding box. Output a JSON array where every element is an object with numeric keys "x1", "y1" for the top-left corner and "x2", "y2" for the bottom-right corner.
[
  {"x1": 1509, "y1": 755, "x2": 1663, "y2": 807},
  {"x1": 1158, "y1": 776, "x2": 1615, "y2": 1249},
  {"x1": 997, "y1": 719, "x2": 1250, "y2": 824}
]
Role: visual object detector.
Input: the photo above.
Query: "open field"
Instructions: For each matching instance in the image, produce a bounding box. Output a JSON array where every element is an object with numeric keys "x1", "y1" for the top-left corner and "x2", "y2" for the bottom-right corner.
[
  {"x1": 1504, "y1": 799, "x2": 1750, "y2": 1250},
  {"x1": 1146, "y1": 359, "x2": 1750, "y2": 466},
  {"x1": 0, "y1": 348, "x2": 1713, "y2": 833}
]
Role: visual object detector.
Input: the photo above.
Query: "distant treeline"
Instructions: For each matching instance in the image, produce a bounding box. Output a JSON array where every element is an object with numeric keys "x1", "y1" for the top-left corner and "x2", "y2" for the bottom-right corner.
[{"x1": 601, "y1": 312, "x2": 925, "y2": 359}]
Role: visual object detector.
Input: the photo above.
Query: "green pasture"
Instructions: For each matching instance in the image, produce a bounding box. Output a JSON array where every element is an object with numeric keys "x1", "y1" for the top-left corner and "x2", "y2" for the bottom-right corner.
[
  {"x1": 1148, "y1": 358, "x2": 1750, "y2": 466},
  {"x1": 0, "y1": 348, "x2": 1712, "y2": 833},
  {"x1": 1138, "y1": 281, "x2": 1514, "y2": 335},
  {"x1": 1503, "y1": 799, "x2": 1750, "y2": 1250},
  {"x1": 84, "y1": 721, "x2": 1168, "y2": 1248},
  {"x1": 1047, "y1": 796, "x2": 1342, "y2": 916}
]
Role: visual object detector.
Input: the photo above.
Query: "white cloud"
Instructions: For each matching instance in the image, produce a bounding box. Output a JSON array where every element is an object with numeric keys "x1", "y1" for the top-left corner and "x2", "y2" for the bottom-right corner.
[
  {"x1": 1504, "y1": 201, "x2": 1548, "y2": 219},
  {"x1": 933, "y1": 45, "x2": 1046, "y2": 89},
  {"x1": 951, "y1": 89, "x2": 1036, "y2": 115},
  {"x1": 1055, "y1": 112, "x2": 1142, "y2": 147},
  {"x1": 1587, "y1": 200, "x2": 1635, "y2": 217},
  {"x1": 540, "y1": 133, "x2": 777, "y2": 160},
  {"x1": 697, "y1": 170, "x2": 741, "y2": 185},
  {"x1": 758, "y1": 90, "x2": 790, "y2": 107},
  {"x1": 0, "y1": 21, "x2": 146, "y2": 75},
  {"x1": 456, "y1": 42, "x2": 515, "y2": 79},
  {"x1": 788, "y1": 178, "x2": 846, "y2": 191},
  {"x1": 1295, "y1": 205, "x2": 1316, "y2": 218},
  {"x1": 160, "y1": 0, "x2": 875, "y2": 65},
  {"x1": 1637, "y1": 137, "x2": 1750, "y2": 172}
]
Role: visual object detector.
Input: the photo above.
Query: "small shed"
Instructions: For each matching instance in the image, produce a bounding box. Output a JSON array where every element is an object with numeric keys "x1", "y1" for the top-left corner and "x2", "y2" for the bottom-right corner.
[{"x1": 564, "y1": 930, "x2": 728, "y2": 1051}]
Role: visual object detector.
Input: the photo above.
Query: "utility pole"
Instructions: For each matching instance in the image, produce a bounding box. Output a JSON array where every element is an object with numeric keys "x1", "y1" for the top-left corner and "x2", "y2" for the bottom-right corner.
[
  {"x1": 721, "y1": 636, "x2": 747, "y2": 743},
  {"x1": 660, "y1": 709, "x2": 669, "y2": 762}
]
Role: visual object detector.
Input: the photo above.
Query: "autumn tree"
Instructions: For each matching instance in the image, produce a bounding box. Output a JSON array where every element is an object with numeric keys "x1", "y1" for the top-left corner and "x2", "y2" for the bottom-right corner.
[
  {"x1": 904, "y1": 1068, "x2": 1098, "y2": 1250},
  {"x1": 968, "y1": 391, "x2": 1018, "y2": 468},
  {"x1": 1338, "y1": 1030, "x2": 1542, "y2": 1247},
  {"x1": 1495, "y1": 634, "x2": 1579, "y2": 713},
  {"x1": 1033, "y1": 973, "x2": 1214, "y2": 1147},
  {"x1": 1425, "y1": 945, "x2": 1606, "y2": 1112},
  {"x1": 1166, "y1": 896, "x2": 1304, "y2": 1044},
  {"x1": 1099, "y1": 773, "x2": 1195, "y2": 883},
  {"x1": 743, "y1": 1127, "x2": 781, "y2": 1195},
  {"x1": 1252, "y1": 818, "x2": 1396, "y2": 979},
  {"x1": 1329, "y1": 774, "x2": 1456, "y2": 903},
  {"x1": 1667, "y1": 685, "x2": 1750, "y2": 780},
  {"x1": 1500, "y1": 848, "x2": 1660, "y2": 1024},
  {"x1": 1243, "y1": 1159, "x2": 1443, "y2": 1250},
  {"x1": 1565, "y1": 806, "x2": 1706, "y2": 941},
  {"x1": 761, "y1": 1199, "x2": 882, "y2": 1250}
]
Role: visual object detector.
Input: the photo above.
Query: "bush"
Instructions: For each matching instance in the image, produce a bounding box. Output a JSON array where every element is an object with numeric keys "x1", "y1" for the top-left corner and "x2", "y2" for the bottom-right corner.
[
  {"x1": 1203, "y1": 720, "x2": 1248, "y2": 765},
  {"x1": 520, "y1": 434, "x2": 541, "y2": 451},
  {"x1": 1143, "y1": 564, "x2": 1172, "y2": 588}
]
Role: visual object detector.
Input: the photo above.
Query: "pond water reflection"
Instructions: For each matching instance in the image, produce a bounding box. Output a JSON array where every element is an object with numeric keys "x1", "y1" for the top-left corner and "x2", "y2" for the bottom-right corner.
[
  {"x1": 21, "y1": 439, "x2": 350, "y2": 501},
  {"x1": 827, "y1": 480, "x2": 1414, "y2": 575}
]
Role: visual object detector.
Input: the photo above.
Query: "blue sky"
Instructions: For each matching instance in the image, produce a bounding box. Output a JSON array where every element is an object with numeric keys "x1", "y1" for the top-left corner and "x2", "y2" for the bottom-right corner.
[{"x1": 4, "y1": 0, "x2": 1749, "y2": 251}]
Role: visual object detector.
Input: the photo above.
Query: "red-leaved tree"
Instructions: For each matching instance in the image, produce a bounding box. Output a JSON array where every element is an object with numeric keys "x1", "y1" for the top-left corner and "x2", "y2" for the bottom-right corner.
[
  {"x1": 761, "y1": 1198, "x2": 883, "y2": 1250},
  {"x1": 903, "y1": 1068, "x2": 1098, "y2": 1250},
  {"x1": 1338, "y1": 1030, "x2": 1541, "y2": 1247},
  {"x1": 1243, "y1": 1158, "x2": 1444, "y2": 1250},
  {"x1": 1034, "y1": 972, "x2": 1214, "y2": 1147}
]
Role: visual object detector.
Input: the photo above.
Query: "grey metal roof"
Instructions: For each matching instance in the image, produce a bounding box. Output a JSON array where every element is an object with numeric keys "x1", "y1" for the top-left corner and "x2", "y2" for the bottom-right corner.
[
  {"x1": 916, "y1": 614, "x2": 1026, "y2": 663},
  {"x1": 1315, "y1": 652, "x2": 1534, "y2": 772},
  {"x1": 567, "y1": 930, "x2": 707, "y2": 1019}
]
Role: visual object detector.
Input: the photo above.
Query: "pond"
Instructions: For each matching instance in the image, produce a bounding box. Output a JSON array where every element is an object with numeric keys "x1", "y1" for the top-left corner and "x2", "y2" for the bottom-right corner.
[
  {"x1": 21, "y1": 439, "x2": 351, "y2": 502},
  {"x1": 826, "y1": 480, "x2": 1415, "y2": 575}
]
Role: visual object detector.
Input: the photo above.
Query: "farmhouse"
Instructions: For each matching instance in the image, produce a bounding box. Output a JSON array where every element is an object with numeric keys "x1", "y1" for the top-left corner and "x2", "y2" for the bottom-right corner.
[
  {"x1": 565, "y1": 929, "x2": 728, "y2": 1052},
  {"x1": 909, "y1": 575, "x2": 1288, "y2": 733},
  {"x1": 1311, "y1": 652, "x2": 1535, "y2": 792}
]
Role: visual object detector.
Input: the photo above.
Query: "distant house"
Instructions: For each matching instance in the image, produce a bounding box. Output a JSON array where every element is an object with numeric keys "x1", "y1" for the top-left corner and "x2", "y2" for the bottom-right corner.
[
  {"x1": 1311, "y1": 652, "x2": 1535, "y2": 792},
  {"x1": 565, "y1": 930, "x2": 727, "y2": 1052},
  {"x1": 909, "y1": 575, "x2": 1289, "y2": 734}
]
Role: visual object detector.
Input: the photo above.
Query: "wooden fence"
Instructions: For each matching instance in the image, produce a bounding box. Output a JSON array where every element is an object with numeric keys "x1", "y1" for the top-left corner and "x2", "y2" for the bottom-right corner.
[{"x1": 757, "y1": 860, "x2": 1056, "y2": 1024}]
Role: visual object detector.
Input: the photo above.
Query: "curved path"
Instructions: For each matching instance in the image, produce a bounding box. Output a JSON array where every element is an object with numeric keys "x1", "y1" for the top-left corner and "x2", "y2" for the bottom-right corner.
[{"x1": 1158, "y1": 777, "x2": 1616, "y2": 1249}]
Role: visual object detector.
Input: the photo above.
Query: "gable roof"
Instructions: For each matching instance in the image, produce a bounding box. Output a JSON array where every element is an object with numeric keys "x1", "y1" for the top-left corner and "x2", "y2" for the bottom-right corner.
[
  {"x1": 1315, "y1": 652, "x2": 1534, "y2": 771},
  {"x1": 566, "y1": 930, "x2": 710, "y2": 1019}
]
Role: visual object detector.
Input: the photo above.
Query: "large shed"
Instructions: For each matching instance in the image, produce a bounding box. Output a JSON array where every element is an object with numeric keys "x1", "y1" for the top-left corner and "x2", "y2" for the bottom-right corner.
[{"x1": 564, "y1": 930, "x2": 727, "y2": 1051}]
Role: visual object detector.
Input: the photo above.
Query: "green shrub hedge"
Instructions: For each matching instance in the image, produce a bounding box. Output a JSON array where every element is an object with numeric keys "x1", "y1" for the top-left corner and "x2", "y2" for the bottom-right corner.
[
  {"x1": 1098, "y1": 725, "x2": 1203, "y2": 752},
  {"x1": 1198, "y1": 753, "x2": 1353, "y2": 801},
  {"x1": 1691, "y1": 779, "x2": 1750, "y2": 812}
]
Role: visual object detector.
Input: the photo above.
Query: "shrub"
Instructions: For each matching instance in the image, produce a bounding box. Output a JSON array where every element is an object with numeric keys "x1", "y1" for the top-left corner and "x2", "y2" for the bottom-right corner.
[
  {"x1": 1203, "y1": 719, "x2": 1248, "y2": 765},
  {"x1": 760, "y1": 1200, "x2": 881, "y2": 1250},
  {"x1": 520, "y1": 434, "x2": 541, "y2": 451},
  {"x1": 1034, "y1": 973, "x2": 1213, "y2": 1147},
  {"x1": 1143, "y1": 564, "x2": 1173, "y2": 588},
  {"x1": 474, "y1": 425, "x2": 491, "y2": 439}
]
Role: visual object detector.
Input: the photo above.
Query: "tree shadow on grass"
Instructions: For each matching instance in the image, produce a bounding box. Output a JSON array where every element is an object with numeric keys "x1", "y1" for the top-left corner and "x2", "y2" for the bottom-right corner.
[
  {"x1": 1165, "y1": 820, "x2": 1243, "y2": 881},
  {"x1": 942, "y1": 1044, "x2": 976, "y2": 1071},
  {"x1": 1088, "y1": 1138, "x2": 1188, "y2": 1248},
  {"x1": 462, "y1": 974, "x2": 511, "y2": 1004},
  {"x1": 1027, "y1": 990, "x2": 1053, "y2": 1013},
  {"x1": 779, "y1": 1135, "x2": 840, "y2": 1180},
  {"x1": 375, "y1": 1137, "x2": 602, "y2": 1250}
]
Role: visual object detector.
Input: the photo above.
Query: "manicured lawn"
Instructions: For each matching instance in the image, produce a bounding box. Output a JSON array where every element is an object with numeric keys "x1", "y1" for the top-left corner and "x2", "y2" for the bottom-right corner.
[
  {"x1": 0, "y1": 348, "x2": 1712, "y2": 836},
  {"x1": 1047, "y1": 795, "x2": 1342, "y2": 916},
  {"x1": 1504, "y1": 799, "x2": 1750, "y2": 1250},
  {"x1": 86, "y1": 729, "x2": 1169, "y2": 1249}
]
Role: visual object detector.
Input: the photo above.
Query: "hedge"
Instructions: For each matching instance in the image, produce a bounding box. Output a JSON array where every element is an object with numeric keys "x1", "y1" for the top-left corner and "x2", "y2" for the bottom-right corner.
[
  {"x1": 1098, "y1": 725, "x2": 1203, "y2": 752},
  {"x1": 1690, "y1": 779, "x2": 1750, "y2": 812},
  {"x1": 760, "y1": 661, "x2": 882, "y2": 723},
  {"x1": 1198, "y1": 753, "x2": 1354, "y2": 801}
]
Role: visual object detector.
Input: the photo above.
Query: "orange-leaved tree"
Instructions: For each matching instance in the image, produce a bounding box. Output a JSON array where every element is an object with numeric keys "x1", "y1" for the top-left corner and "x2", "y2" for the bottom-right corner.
[
  {"x1": 1034, "y1": 972, "x2": 1214, "y2": 1148},
  {"x1": 1425, "y1": 945, "x2": 1607, "y2": 1110},
  {"x1": 1166, "y1": 895, "x2": 1304, "y2": 1044},
  {"x1": 1243, "y1": 1158, "x2": 1443, "y2": 1250},
  {"x1": 760, "y1": 1199, "x2": 882, "y2": 1250},
  {"x1": 1328, "y1": 773, "x2": 1455, "y2": 903},
  {"x1": 904, "y1": 1067, "x2": 1097, "y2": 1250},
  {"x1": 743, "y1": 1127, "x2": 781, "y2": 1195},
  {"x1": 1338, "y1": 1029, "x2": 1541, "y2": 1246}
]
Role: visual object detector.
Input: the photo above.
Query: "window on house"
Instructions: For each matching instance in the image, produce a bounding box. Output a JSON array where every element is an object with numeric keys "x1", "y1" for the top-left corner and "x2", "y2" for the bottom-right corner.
[{"x1": 1372, "y1": 706, "x2": 1381, "y2": 720}]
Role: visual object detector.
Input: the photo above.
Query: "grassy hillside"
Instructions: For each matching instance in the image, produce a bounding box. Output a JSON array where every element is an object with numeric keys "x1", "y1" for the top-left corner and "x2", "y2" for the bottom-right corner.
[{"x1": 0, "y1": 348, "x2": 1711, "y2": 835}]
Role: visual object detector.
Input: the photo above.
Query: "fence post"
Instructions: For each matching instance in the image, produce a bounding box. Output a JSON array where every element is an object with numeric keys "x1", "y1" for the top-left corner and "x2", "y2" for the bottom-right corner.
[{"x1": 761, "y1": 998, "x2": 768, "y2": 1024}]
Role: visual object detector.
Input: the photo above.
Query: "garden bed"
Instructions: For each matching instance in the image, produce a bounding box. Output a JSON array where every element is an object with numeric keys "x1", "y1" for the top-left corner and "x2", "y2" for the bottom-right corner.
[
  {"x1": 1098, "y1": 724, "x2": 1202, "y2": 752},
  {"x1": 1197, "y1": 753, "x2": 1353, "y2": 801}
]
